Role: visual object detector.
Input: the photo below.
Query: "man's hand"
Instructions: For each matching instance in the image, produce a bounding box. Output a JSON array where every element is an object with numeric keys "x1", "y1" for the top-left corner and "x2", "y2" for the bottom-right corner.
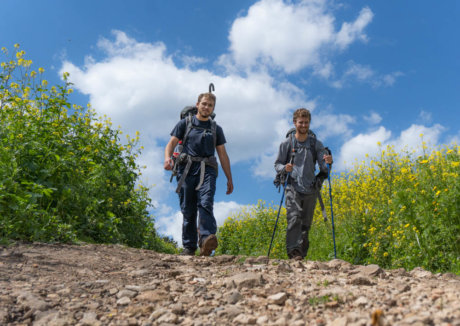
[
  {"x1": 164, "y1": 158, "x2": 174, "y2": 170},
  {"x1": 226, "y1": 179, "x2": 234, "y2": 195},
  {"x1": 323, "y1": 154, "x2": 333, "y2": 165},
  {"x1": 285, "y1": 163, "x2": 293, "y2": 172}
]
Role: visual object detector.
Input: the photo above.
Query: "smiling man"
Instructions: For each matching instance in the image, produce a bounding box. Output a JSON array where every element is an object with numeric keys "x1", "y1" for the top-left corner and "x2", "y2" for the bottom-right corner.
[
  {"x1": 164, "y1": 92, "x2": 233, "y2": 256},
  {"x1": 274, "y1": 108, "x2": 332, "y2": 260}
]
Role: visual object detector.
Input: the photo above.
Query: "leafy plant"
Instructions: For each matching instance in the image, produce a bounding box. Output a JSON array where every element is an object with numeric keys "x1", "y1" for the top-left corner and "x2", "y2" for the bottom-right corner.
[
  {"x1": 217, "y1": 142, "x2": 459, "y2": 274},
  {"x1": 0, "y1": 44, "x2": 176, "y2": 254}
]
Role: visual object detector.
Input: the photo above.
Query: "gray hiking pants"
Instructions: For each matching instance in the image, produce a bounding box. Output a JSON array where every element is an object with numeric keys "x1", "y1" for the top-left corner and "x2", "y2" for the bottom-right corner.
[{"x1": 285, "y1": 188, "x2": 317, "y2": 258}]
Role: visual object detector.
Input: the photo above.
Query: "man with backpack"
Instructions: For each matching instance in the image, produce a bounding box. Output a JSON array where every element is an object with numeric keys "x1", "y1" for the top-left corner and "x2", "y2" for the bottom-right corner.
[
  {"x1": 164, "y1": 92, "x2": 233, "y2": 256},
  {"x1": 274, "y1": 108, "x2": 332, "y2": 260}
]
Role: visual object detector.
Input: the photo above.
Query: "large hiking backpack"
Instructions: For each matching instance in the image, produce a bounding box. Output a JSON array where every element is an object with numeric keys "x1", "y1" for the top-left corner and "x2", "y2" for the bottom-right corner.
[
  {"x1": 170, "y1": 84, "x2": 217, "y2": 183},
  {"x1": 176, "y1": 83, "x2": 217, "y2": 153},
  {"x1": 174, "y1": 106, "x2": 217, "y2": 157}
]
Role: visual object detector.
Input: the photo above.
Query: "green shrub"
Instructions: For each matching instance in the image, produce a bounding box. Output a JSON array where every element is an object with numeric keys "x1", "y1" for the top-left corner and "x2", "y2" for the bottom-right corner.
[{"x1": 0, "y1": 44, "x2": 176, "y2": 253}]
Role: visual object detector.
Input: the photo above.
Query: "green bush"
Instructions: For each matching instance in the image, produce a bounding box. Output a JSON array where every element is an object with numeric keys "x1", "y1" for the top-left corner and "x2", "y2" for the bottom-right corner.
[{"x1": 0, "y1": 44, "x2": 176, "y2": 253}]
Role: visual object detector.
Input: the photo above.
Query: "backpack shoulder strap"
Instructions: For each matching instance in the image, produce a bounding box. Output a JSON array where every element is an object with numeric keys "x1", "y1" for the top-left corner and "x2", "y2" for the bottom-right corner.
[
  {"x1": 182, "y1": 114, "x2": 194, "y2": 146},
  {"x1": 287, "y1": 132, "x2": 296, "y2": 163},
  {"x1": 309, "y1": 130, "x2": 317, "y2": 163},
  {"x1": 210, "y1": 117, "x2": 217, "y2": 148}
]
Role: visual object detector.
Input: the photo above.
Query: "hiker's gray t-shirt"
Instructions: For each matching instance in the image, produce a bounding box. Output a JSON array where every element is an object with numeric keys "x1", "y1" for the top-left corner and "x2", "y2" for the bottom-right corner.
[{"x1": 274, "y1": 135, "x2": 328, "y2": 194}]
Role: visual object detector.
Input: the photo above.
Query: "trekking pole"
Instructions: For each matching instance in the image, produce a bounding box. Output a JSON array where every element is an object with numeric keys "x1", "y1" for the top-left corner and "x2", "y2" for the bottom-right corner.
[
  {"x1": 325, "y1": 147, "x2": 337, "y2": 259},
  {"x1": 268, "y1": 150, "x2": 295, "y2": 258}
]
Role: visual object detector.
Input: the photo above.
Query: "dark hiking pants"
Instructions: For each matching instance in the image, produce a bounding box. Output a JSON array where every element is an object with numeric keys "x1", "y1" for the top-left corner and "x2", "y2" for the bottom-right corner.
[
  {"x1": 177, "y1": 168, "x2": 217, "y2": 250},
  {"x1": 285, "y1": 188, "x2": 317, "y2": 258}
]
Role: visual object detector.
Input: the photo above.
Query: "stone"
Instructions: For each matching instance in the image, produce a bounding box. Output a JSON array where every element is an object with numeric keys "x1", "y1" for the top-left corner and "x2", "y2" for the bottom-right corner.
[
  {"x1": 354, "y1": 296, "x2": 369, "y2": 306},
  {"x1": 117, "y1": 289, "x2": 138, "y2": 299},
  {"x1": 357, "y1": 264, "x2": 383, "y2": 277},
  {"x1": 226, "y1": 290, "x2": 243, "y2": 304},
  {"x1": 256, "y1": 315, "x2": 269, "y2": 325},
  {"x1": 80, "y1": 311, "x2": 101, "y2": 326},
  {"x1": 330, "y1": 316, "x2": 348, "y2": 326},
  {"x1": 233, "y1": 313, "x2": 257, "y2": 324},
  {"x1": 137, "y1": 290, "x2": 168, "y2": 303},
  {"x1": 156, "y1": 312, "x2": 178, "y2": 324},
  {"x1": 117, "y1": 296, "x2": 131, "y2": 306},
  {"x1": 227, "y1": 272, "x2": 264, "y2": 289},
  {"x1": 410, "y1": 267, "x2": 433, "y2": 278},
  {"x1": 16, "y1": 291, "x2": 50, "y2": 311},
  {"x1": 349, "y1": 275, "x2": 374, "y2": 286},
  {"x1": 268, "y1": 292, "x2": 287, "y2": 305}
]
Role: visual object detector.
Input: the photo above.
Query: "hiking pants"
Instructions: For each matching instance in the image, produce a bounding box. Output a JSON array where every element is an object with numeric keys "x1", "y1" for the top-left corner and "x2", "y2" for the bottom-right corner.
[
  {"x1": 284, "y1": 188, "x2": 317, "y2": 258},
  {"x1": 177, "y1": 168, "x2": 217, "y2": 250}
]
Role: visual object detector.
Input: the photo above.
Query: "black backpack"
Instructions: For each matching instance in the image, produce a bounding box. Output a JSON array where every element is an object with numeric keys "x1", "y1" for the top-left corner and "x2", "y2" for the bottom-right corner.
[
  {"x1": 177, "y1": 83, "x2": 217, "y2": 150},
  {"x1": 176, "y1": 106, "x2": 217, "y2": 153},
  {"x1": 169, "y1": 84, "x2": 217, "y2": 182}
]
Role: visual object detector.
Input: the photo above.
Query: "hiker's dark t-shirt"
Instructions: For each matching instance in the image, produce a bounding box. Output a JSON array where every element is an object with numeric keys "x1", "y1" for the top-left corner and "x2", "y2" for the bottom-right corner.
[{"x1": 171, "y1": 116, "x2": 226, "y2": 175}]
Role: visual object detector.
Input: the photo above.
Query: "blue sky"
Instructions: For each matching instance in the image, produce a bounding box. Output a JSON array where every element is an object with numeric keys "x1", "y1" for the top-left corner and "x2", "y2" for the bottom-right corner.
[{"x1": 2, "y1": 0, "x2": 459, "y2": 245}]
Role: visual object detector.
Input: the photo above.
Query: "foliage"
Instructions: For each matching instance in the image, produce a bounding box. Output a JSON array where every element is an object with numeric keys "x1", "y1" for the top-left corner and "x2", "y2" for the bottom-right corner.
[
  {"x1": 0, "y1": 44, "x2": 177, "y2": 253},
  {"x1": 217, "y1": 142, "x2": 460, "y2": 274}
]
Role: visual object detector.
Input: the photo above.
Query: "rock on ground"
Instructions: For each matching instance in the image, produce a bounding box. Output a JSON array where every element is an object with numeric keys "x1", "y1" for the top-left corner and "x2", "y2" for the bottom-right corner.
[{"x1": 0, "y1": 243, "x2": 459, "y2": 325}]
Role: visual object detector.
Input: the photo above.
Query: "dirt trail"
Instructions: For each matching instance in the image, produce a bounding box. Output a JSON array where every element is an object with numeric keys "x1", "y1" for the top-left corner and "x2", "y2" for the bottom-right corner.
[{"x1": 0, "y1": 242, "x2": 459, "y2": 325}]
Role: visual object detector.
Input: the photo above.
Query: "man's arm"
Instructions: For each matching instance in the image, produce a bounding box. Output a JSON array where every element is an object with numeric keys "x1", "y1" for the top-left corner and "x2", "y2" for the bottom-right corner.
[
  {"x1": 164, "y1": 136, "x2": 180, "y2": 170},
  {"x1": 316, "y1": 141, "x2": 333, "y2": 173},
  {"x1": 274, "y1": 141, "x2": 291, "y2": 172},
  {"x1": 216, "y1": 144, "x2": 233, "y2": 195}
]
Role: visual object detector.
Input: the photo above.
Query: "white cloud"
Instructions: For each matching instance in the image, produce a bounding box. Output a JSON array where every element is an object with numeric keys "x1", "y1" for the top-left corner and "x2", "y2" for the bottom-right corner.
[
  {"x1": 332, "y1": 61, "x2": 403, "y2": 88},
  {"x1": 61, "y1": 31, "x2": 306, "y2": 164},
  {"x1": 336, "y1": 126, "x2": 391, "y2": 170},
  {"x1": 336, "y1": 124, "x2": 445, "y2": 171},
  {"x1": 382, "y1": 71, "x2": 404, "y2": 86},
  {"x1": 155, "y1": 201, "x2": 244, "y2": 247},
  {"x1": 214, "y1": 201, "x2": 245, "y2": 226},
  {"x1": 395, "y1": 124, "x2": 444, "y2": 152},
  {"x1": 344, "y1": 62, "x2": 374, "y2": 81},
  {"x1": 180, "y1": 55, "x2": 208, "y2": 68},
  {"x1": 363, "y1": 111, "x2": 382, "y2": 125},
  {"x1": 335, "y1": 7, "x2": 374, "y2": 49},
  {"x1": 418, "y1": 110, "x2": 432, "y2": 124},
  {"x1": 223, "y1": 0, "x2": 373, "y2": 74},
  {"x1": 313, "y1": 113, "x2": 356, "y2": 140}
]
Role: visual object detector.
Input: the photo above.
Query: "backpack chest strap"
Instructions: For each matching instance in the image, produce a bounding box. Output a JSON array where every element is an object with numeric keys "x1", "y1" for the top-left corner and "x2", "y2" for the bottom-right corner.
[{"x1": 175, "y1": 155, "x2": 218, "y2": 193}]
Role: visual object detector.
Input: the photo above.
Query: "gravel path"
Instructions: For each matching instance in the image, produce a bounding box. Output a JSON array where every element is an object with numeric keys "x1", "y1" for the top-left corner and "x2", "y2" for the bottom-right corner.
[{"x1": 1, "y1": 242, "x2": 459, "y2": 325}]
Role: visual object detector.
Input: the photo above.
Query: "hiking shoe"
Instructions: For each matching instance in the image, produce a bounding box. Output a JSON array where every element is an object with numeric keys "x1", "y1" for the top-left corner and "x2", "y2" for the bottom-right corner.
[
  {"x1": 180, "y1": 248, "x2": 196, "y2": 256},
  {"x1": 292, "y1": 255, "x2": 303, "y2": 261},
  {"x1": 200, "y1": 234, "x2": 218, "y2": 256}
]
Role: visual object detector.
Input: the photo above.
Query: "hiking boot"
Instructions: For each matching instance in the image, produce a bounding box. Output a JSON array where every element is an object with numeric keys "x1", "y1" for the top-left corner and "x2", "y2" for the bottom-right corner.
[
  {"x1": 180, "y1": 248, "x2": 196, "y2": 256},
  {"x1": 199, "y1": 234, "x2": 218, "y2": 256},
  {"x1": 292, "y1": 255, "x2": 303, "y2": 261}
]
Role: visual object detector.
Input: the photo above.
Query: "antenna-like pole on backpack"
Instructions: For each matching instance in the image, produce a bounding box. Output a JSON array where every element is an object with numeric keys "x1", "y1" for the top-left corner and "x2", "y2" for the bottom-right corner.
[
  {"x1": 325, "y1": 147, "x2": 337, "y2": 259},
  {"x1": 268, "y1": 149, "x2": 295, "y2": 259},
  {"x1": 209, "y1": 83, "x2": 215, "y2": 93}
]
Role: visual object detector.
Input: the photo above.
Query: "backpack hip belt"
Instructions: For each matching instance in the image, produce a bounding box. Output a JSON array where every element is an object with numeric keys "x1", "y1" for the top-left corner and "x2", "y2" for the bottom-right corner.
[{"x1": 175, "y1": 154, "x2": 218, "y2": 193}]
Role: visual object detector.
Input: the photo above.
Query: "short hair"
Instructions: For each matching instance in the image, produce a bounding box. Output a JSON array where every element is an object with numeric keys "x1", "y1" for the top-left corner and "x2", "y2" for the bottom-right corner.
[
  {"x1": 197, "y1": 92, "x2": 216, "y2": 107},
  {"x1": 293, "y1": 108, "x2": 311, "y2": 123}
]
